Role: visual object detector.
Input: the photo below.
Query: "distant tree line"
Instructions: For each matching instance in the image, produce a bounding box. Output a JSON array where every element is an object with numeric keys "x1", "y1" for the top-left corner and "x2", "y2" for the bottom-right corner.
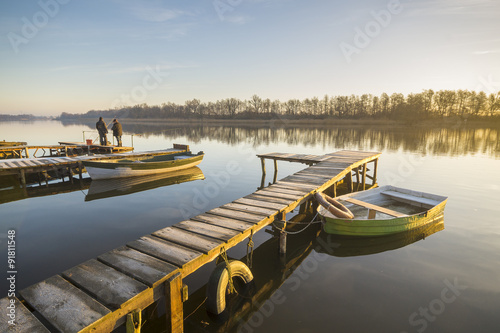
[
  {"x1": 59, "y1": 89, "x2": 500, "y2": 122},
  {"x1": 0, "y1": 114, "x2": 51, "y2": 121}
]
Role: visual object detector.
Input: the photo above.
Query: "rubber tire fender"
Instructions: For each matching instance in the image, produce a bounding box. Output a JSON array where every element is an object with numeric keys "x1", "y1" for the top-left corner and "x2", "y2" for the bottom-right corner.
[{"x1": 206, "y1": 260, "x2": 254, "y2": 315}]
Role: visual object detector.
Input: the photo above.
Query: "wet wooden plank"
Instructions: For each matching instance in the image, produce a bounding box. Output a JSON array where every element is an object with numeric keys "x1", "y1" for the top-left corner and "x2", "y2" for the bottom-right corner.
[
  {"x1": 174, "y1": 220, "x2": 241, "y2": 242},
  {"x1": 235, "y1": 197, "x2": 287, "y2": 211},
  {"x1": 191, "y1": 214, "x2": 255, "y2": 231},
  {"x1": 207, "y1": 207, "x2": 264, "y2": 223},
  {"x1": 19, "y1": 275, "x2": 112, "y2": 333},
  {"x1": 296, "y1": 168, "x2": 346, "y2": 177},
  {"x1": 153, "y1": 227, "x2": 223, "y2": 253},
  {"x1": 62, "y1": 259, "x2": 149, "y2": 310},
  {"x1": 98, "y1": 246, "x2": 178, "y2": 288},
  {"x1": 315, "y1": 161, "x2": 352, "y2": 169},
  {"x1": 0, "y1": 297, "x2": 50, "y2": 333},
  {"x1": 127, "y1": 235, "x2": 202, "y2": 269},
  {"x1": 222, "y1": 202, "x2": 277, "y2": 217}
]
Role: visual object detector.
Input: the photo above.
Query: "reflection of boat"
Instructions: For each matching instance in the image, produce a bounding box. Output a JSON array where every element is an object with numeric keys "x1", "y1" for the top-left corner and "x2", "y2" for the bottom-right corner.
[
  {"x1": 85, "y1": 167, "x2": 204, "y2": 201},
  {"x1": 315, "y1": 215, "x2": 444, "y2": 257},
  {"x1": 83, "y1": 151, "x2": 204, "y2": 180},
  {"x1": 317, "y1": 185, "x2": 447, "y2": 236}
]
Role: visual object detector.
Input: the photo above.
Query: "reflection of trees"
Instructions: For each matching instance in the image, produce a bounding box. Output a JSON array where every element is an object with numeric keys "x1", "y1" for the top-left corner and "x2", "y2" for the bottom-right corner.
[{"x1": 63, "y1": 121, "x2": 499, "y2": 157}]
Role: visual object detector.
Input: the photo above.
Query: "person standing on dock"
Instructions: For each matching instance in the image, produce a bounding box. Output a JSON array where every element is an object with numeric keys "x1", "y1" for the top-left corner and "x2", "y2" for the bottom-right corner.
[
  {"x1": 96, "y1": 117, "x2": 108, "y2": 145},
  {"x1": 110, "y1": 118, "x2": 123, "y2": 147}
]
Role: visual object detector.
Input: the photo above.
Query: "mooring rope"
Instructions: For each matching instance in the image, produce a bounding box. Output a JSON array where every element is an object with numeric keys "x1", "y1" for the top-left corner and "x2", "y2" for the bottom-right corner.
[
  {"x1": 220, "y1": 247, "x2": 235, "y2": 294},
  {"x1": 246, "y1": 230, "x2": 254, "y2": 269},
  {"x1": 273, "y1": 212, "x2": 322, "y2": 235}
]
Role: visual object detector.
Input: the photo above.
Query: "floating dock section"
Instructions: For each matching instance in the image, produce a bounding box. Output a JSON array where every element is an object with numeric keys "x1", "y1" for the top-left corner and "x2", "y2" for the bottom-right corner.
[{"x1": 0, "y1": 150, "x2": 380, "y2": 333}]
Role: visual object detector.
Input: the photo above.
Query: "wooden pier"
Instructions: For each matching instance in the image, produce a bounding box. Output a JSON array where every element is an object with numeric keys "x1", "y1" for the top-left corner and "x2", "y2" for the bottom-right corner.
[
  {"x1": 0, "y1": 146, "x2": 188, "y2": 187},
  {"x1": 0, "y1": 143, "x2": 133, "y2": 159},
  {"x1": 0, "y1": 150, "x2": 380, "y2": 333}
]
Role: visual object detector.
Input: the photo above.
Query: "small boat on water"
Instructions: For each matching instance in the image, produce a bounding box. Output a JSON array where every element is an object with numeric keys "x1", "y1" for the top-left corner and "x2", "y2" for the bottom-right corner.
[
  {"x1": 83, "y1": 151, "x2": 204, "y2": 180},
  {"x1": 316, "y1": 185, "x2": 447, "y2": 236}
]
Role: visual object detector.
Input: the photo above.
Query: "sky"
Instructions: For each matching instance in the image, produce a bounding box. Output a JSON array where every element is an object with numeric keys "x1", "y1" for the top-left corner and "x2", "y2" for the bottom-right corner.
[{"x1": 0, "y1": 0, "x2": 499, "y2": 116}]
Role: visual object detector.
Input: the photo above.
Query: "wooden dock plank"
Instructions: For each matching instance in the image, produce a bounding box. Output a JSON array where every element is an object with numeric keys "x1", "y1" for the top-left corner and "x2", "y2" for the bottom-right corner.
[
  {"x1": 153, "y1": 227, "x2": 223, "y2": 253},
  {"x1": 127, "y1": 235, "x2": 202, "y2": 268},
  {"x1": 276, "y1": 180, "x2": 319, "y2": 191},
  {"x1": 233, "y1": 197, "x2": 287, "y2": 211},
  {"x1": 174, "y1": 220, "x2": 241, "y2": 242},
  {"x1": 62, "y1": 259, "x2": 149, "y2": 310},
  {"x1": 262, "y1": 185, "x2": 309, "y2": 196},
  {"x1": 0, "y1": 297, "x2": 50, "y2": 333},
  {"x1": 253, "y1": 189, "x2": 303, "y2": 201},
  {"x1": 207, "y1": 207, "x2": 264, "y2": 223},
  {"x1": 98, "y1": 246, "x2": 178, "y2": 288},
  {"x1": 246, "y1": 193, "x2": 296, "y2": 205},
  {"x1": 191, "y1": 214, "x2": 255, "y2": 231},
  {"x1": 19, "y1": 275, "x2": 112, "y2": 333},
  {"x1": 282, "y1": 174, "x2": 332, "y2": 184},
  {"x1": 222, "y1": 202, "x2": 277, "y2": 217}
]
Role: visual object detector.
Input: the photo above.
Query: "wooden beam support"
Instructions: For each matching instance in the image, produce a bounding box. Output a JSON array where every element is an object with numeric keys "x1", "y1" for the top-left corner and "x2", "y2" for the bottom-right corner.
[
  {"x1": 126, "y1": 309, "x2": 142, "y2": 333},
  {"x1": 362, "y1": 163, "x2": 367, "y2": 190},
  {"x1": 165, "y1": 272, "x2": 183, "y2": 333},
  {"x1": 372, "y1": 158, "x2": 378, "y2": 186},
  {"x1": 260, "y1": 158, "x2": 266, "y2": 175}
]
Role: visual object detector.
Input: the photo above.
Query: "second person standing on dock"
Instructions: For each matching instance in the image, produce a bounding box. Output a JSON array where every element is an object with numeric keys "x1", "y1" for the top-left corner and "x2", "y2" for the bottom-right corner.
[
  {"x1": 96, "y1": 117, "x2": 108, "y2": 145},
  {"x1": 110, "y1": 119, "x2": 123, "y2": 147}
]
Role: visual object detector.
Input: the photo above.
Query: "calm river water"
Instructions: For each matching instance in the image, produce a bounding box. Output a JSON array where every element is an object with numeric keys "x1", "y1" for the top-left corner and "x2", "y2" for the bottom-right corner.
[{"x1": 0, "y1": 120, "x2": 499, "y2": 333}]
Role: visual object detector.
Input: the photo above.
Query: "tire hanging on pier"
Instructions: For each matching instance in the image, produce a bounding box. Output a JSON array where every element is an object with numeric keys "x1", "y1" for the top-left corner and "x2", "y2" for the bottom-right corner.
[{"x1": 206, "y1": 260, "x2": 254, "y2": 315}]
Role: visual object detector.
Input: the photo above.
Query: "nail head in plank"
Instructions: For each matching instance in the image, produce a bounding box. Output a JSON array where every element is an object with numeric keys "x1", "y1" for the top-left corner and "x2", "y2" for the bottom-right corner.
[
  {"x1": 191, "y1": 213, "x2": 255, "y2": 231},
  {"x1": 19, "y1": 275, "x2": 111, "y2": 333},
  {"x1": 0, "y1": 297, "x2": 50, "y2": 333},
  {"x1": 62, "y1": 259, "x2": 149, "y2": 309},
  {"x1": 207, "y1": 207, "x2": 264, "y2": 223},
  {"x1": 174, "y1": 220, "x2": 241, "y2": 242},
  {"x1": 153, "y1": 227, "x2": 223, "y2": 253},
  {"x1": 127, "y1": 235, "x2": 202, "y2": 269},
  {"x1": 98, "y1": 246, "x2": 178, "y2": 288},
  {"x1": 222, "y1": 202, "x2": 277, "y2": 217}
]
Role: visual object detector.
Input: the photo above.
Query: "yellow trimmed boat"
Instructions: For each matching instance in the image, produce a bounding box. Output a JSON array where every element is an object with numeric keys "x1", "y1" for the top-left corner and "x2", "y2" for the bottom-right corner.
[{"x1": 316, "y1": 185, "x2": 447, "y2": 236}]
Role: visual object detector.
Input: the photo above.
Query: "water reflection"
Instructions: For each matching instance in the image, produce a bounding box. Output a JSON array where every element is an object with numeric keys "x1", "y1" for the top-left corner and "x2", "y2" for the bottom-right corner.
[
  {"x1": 63, "y1": 121, "x2": 500, "y2": 157},
  {"x1": 85, "y1": 167, "x2": 205, "y2": 201}
]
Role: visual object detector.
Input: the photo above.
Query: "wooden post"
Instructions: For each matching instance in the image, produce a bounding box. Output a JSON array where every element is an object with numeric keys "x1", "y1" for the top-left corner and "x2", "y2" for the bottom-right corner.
[
  {"x1": 355, "y1": 167, "x2": 360, "y2": 191},
  {"x1": 361, "y1": 163, "x2": 367, "y2": 191},
  {"x1": 165, "y1": 272, "x2": 183, "y2": 333},
  {"x1": 24, "y1": 147, "x2": 29, "y2": 158},
  {"x1": 279, "y1": 229, "x2": 286, "y2": 255},
  {"x1": 260, "y1": 158, "x2": 266, "y2": 176},
  {"x1": 126, "y1": 309, "x2": 142, "y2": 333},
  {"x1": 19, "y1": 169, "x2": 26, "y2": 188},
  {"x1": 347, "y1": 171, "x2": 353, "y2": 193},
  {"x1": 78, "y1": 161, "x2": 83, "y2": 180},
  {"x1": 273, "y1": 159, "x2": 278, "y2": 174},
  {"x1": 272, "y1": 169, "x2": 278, "y2": 184},
  {"x1": 333, "y1": 182, "x2": 337, "y2": 198},
  {"x1": 260, "y1": 172, "x2": 266, "y2": 190},
  {"x1": 372, "y1": 158, "x2": 378, "y2": 186}
]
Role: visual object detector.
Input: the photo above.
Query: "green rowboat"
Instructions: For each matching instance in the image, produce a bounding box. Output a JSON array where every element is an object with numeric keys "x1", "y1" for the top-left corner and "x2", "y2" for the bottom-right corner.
[{"x1": 316, "y1": 185, "x2": 447, "y2": 236}]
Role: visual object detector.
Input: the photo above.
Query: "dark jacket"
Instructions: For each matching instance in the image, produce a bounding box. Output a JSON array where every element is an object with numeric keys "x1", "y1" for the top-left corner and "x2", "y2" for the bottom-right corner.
[
  {"x1": 96, "y1": 119, "x2": 108, "y2": 134},
  {"x1": 111, "y1": 121, "x2": 122, "y2": 136}
]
